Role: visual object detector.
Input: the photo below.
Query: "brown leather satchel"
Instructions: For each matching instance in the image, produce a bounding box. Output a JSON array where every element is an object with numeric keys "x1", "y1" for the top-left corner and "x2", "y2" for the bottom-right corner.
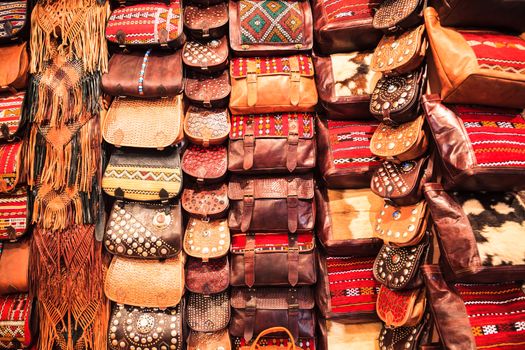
[
  {"x1": 184, "y1": 3, "x2": 228, "y2": 40},
  {"x1": 379, "y1": 313, "x2": 432, "y2": 350},
  {"x1": 183, "y1": 38, "x2": 229, "y2": 72},
  {"x1": 185, "y1": 70, "x2": 231, "y2": 108},
  {"x1": 376, "y1": 285, "x2": 426, "y2": 328},
  {"x1": 314, "y1": 52, "x2": 379, "y2": 119},
  {"x1": 0, "y1": 42, "x2": 28, "y2": 93},
  {"x1": 229, "y1": 0, "x2": 313, "y2": 56},
  {"x1": 184, "y1": 106, "x2": 230, "y2": 146},
  {"x1": 182, "y1": 183, "x2": 229, "y2": 219},
  {"x1": 185, "y1": 256, "x2": 230, "y2": 294},
  {"x1": 229, "y1": 287, "x2": 316, "y2": 341},
  {"x1": 230, "y1": 232, "x2": 316, "y2": 287},
  {"x1": 228, "y1": 113, "x2": 316, "y2": 174},
  {"x1": 0, "y1": 239, "x2": 29, "y2": 294},
  {"x1": 186, "y1": 291, "x2": 230, "y2": 332},
  {"x1": 182, "y1": 144, "x2": 228, "y2": 183},
  {"x1": 228, "y1": 174, "x2": 315, "y2": 233},
  {"x1": 373, "y1": 0, "x2": 424, "y2": 32},
  {"x1": 184, "y1": 217, "x2": 230, "y2": 261},
  {"x1": 229, "y1": 55, "x2": 318, "y2": 114},
  {"x1": 104, "y1": 201, "x2": 182, "y2": 259},
  {"x1": 315, "y1": 187, "x2": 383, "y2": 256},
  {"x1": 188, "y1": 329, "x2": 231, "y2": 350},
  {"x1": 102, "y1": 50, "x2": 183, "y2": 97}
]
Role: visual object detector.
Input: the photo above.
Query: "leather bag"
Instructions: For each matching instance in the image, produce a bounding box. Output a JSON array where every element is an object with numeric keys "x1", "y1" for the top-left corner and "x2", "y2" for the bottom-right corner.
[
  {"x1": 229, "y1": 0, "x2": 313, "y2": 56},
  {"x1": 312, "y1": 0, "x2": 383, "y2": 54},
  {"x1": 0, "y1": 293, "x2": 33, "y2": 349},
  {"x1": 379, "y1": 313, "x2": 432, "y2": 350},
  {"x1": 228, "y1": 112, "x2": 316, "y2": 174},
  {"x1": 313, "y1": 52, "x2": 379, "y2": 119},
  {"x1": 182, "y1": 144, "x2": 228, "y2": 183},
  {"x1": 102, "y1": 50, "x2": 183, "y2": 97},
  {"x1": 104, "y1": 201, "x2": 182, "y2": 259},
  {"x1": 229, "y1": 55, "x2": 318, "y2": 114},
  {"x1": 184, "y1": 3, "x2": 228, "y2": 40},
  {"x1": 230, "y1": 287, "x2": 316, "y2": 341},
  {"x1": 0, "y1": 188, "x2": 29, "y2": 241},
  {"x1": 184, "y1": 217, "x2": 230, "y2": 261},
  {"x1": 0, "y1": 141, "x2": 22, "y2": 193},
  {"x1": 317, "y1": 319, "x2": 382, "y2": 350},
  {"x1": 185, "y1": 256, "x2": 230, "y2": 294},
  {"x1": 0, "y1": 92, "x2": 27, "y2": 141},
  {"x1": 183, "y1": 38, "x2": 229, "y2": 72},
  {"x1": 186, "y1": 291, "x2": 230, "y2": 332},
  {"x1": 424, "y1": 183, "x2": 525, "y2": 283},
  {"x1": 317, "y1": 118, "x2": 381, "y2": 188},
  {"x1": 239, "y1": 327, "x2": 301, "y2": 350},
  {"x1": 184, "y1": 106, "x2": 230, "y2": 147},
  {"x1": 0, "y1": 239, "x2": 29, "y2": 294},
  {"x1": 228, "y1": 174, "x2": 315, "y2": 233},
  {"x1": 373, "y1": 0, "x2": 425, "y2": 32},
  {"x1": 376, "y1": 285, "x2": 426, "y2": 328},
  {"x1": 188, "y1": 329, "x2": 231, "y2": 350},
  {"x1": 424, "y1": 7, "x2": 525, "y2": 108},
  {"x1": 102, "y1": 95, "x2": 184, "y2": 149},
  {"x1": 0, "y1": 1, "x2": 28, "y2": 43},
  {"x1": 108, "y1": 303, "x2": 183, "y2": 350},
  {"x1": 185, "y1": 70, "x2": 231, "y2": 108},
  {"x1": 182, "y1": 183, "x2": 229, "y2": 219},
  {"x1": 0, "y1": 42, "x2": 28, "y2": 92},
  {"x1": 315, "y1": 187, "x2": 383, "y2": 256},
  {"x1": 106, "y1": 1, "x2": 185, "y2": 49},
  {"x1": 102, "y1": 147, "x2": 183, "y2": 201},
  {"x1": 230, "y1": 232, "x2": 316, "y2": 287}
]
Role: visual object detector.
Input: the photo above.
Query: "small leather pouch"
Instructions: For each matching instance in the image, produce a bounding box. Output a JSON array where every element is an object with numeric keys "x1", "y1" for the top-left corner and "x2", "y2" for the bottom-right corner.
[
  {"x1": 0, "y1": 92, "x2": 26, "y2": 141},
  {"x1": 108, "y1": 303, "x2": 183, "y2": 350},
  {"x1": 373, "y1": 0, "x2": 424, "y2": 32},
  {"x1": 184, "y1": 217, "x2": 230, "y2": 261},
  {"x1": 0, "y1": 239, "x2": 29, "y2": 294},
  {"x1": 0, "y1": 42, "x2": 28, "y2": 92},
  {"x1": 0, "y1": 1, "x2": 28, "y2": 44},
  {"x1": 188, "y1": 329, "x2": 231, "y2": 350},
  {"x1": 185, "y1": 256, "x2": 230, "y2": 294},
  {"x1": 370, "y1": 115, "x2": 428, "y2": 163},
  {"x1": 0, "y1": 141, "x2": 22, "y2": 193},
  {"x1": 184, "y1": 3, "x2": 228, "y2": 40},
  {"x1": 182, "y1": 144, "x2": 228, "y2": 183},
  {"x1": 182, "y1": 183, "x2": 229, "y2": 219},
  {"x1": 104, "y1": 201, "x2": 182, "y2": 259},
  {"x1": 103, "y1": 95, "x2": 184, "y2": 149},
  {"x1": 102, "y1": 148, "x2": 183, "y2": 201},
  {"x1": 102, "y1": 50, "x2": 183, "y2": 97},
  {"x1": 185, "y1": 70, "x2": 231, "y2": 108},
  {"x1": 0, "y1": 188, "x2": 29, "y2": 241},
  {"x1": 184, "y1": 106, "x2": 230, "y2": 146},
  {"x1": 0, "y1": 293, "x2": 33, "y2": 349},
  {"x1": 379, "y1": 313, "x2": 432, "y2": 350},
  {"x1": 183, "y1": 38, "x2": 229, "y2": 72},
  {"x1": 376, "y1": 285, "x2": 426, "y2": 328},
  {"x1": 371, "y1": 25, "x2": 427, "y2": 75},
  {"x1": 370, "y1": 66, "x2": 426, "y2": 125},
  {"x1": 187, "y1": 291, "x2": 230, "y2": 332}
]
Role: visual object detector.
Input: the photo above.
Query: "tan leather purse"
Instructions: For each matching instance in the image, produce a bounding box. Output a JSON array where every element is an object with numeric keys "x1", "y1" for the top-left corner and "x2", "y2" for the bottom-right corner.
[
  {"x1": 182, "y1": 183, "x2": 229, "y2": 219},
  {"x1": 376, "y1": 285, "x2": 426, "y2": 328},
  {"x1": 229, "y1": 55, "x2": 318, "y2": 114},
  {"x1": 0, "y1": 42, "x2": 28, "y2": 92},
  {"x1": 0, "y1": 239, "x2": 29, "y2": 294},
  {"x1": 187, "y1": 329, "x2": 231, "y2": 350},
  {"x1": 103, "y1": 95, "x2": 184, "y2": 149},
  {"x1": 183, "y1": 38, "x2": 229, "y2": 72},
  {"x1": 184, "y1": 106, "x2": 230, "y2": 146},
  {"x1": 186, "y1": 291, "x2": 230, "y2": 332},
  {"x1": 183, "y1": 217, "x2": 230, "y2": 261}
]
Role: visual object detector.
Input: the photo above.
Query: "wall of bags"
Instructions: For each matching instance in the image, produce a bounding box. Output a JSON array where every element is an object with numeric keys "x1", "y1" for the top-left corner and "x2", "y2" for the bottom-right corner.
[{"x1": 0, "y1": 0, "x2": 524, "y2": 350}]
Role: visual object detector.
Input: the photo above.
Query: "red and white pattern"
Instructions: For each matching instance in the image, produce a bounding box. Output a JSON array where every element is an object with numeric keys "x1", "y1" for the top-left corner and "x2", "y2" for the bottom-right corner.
[
  {"x1": 320, "y1": 0, "x2": 381, "y2": 24},
  {"x1": 233, "y1": 336, "x2": 315, "y2": 350},
  {"x1": 0, "y1": 92, "x2": 24, "y2": 137},
  {"x1": 0, "y1": 141, "x2": 21, "y2": 192},
  {"x1": 0, "y1": 293, "x2": 32, "y2": 348},
  {"x1": 231, "y1": 55, "x2": 313, "y2": 77},
  {"x1": 0, "y1": 188, "x2": 27, "y2": 241},
  {"x1": 230, "y1": 112, "x2": 314, "y2": 139},
  {"x1": 231, "y1": 232, "x2": 314, "y2": 253},
  {"x1": 0, "y1": 1, "x2": 26, "y2": 40}
]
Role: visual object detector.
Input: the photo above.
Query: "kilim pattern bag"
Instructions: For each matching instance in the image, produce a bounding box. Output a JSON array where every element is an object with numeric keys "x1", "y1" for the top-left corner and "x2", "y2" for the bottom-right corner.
[
  {"x1": 0, "y1": 92, "x2": 27, "y2": 141},
  {"x1": 186, "y1": 291, "x2": 230, "y2": 332},
  {"x1": 376, "y1": 285, "x2": 426, "y2": 328},
  {"x1": 229, "y1": 0, "x2": 313, "y2": 55},
  {"x1": 238, "y1": 327, "x2": 302, "y2": 350},
  {"x1": 183, "y1": 38, "x2": 229, "y2": 72},
  {"x1": 0, "y1": 188, "x2": 29, "y2": 241},
  {"x1": 0, "y1": 239, "x2": 29, "y2": 295},
  {"x1": 182, "y1": 183, "x2": 229, "y2": 219},
  {"x1": 182, "y1": 144, "x2": 228, "y2": 183},
  {"x1": 108, "y1": 303, "x2": 183, "y2": 350},
  {"x1": 228, "y1": 112, "x2": 316, "y2": 174},
  {"x1": 185, "y1": 70, "x2": 231, "y2": 108},
  {"x1": 188, "y1": 329, "x2": 231, "y2": 350},
  {"x1": 0, "y1": 1, "x2": 28, "y2": 43},
  {"x1": 378, "y1": 313, "x2": 432, "y2": 350},
  {"x1": 185, "y1": 256, "x2": 230, "y2": 294},
  {"x1": 373, "y1": 0, "x2": 425, "y2": 32},
  {"x1": 184, "y1": 3, "x2": 228, "y2": 40},
  {"x1": 0, "y1": 141, "x2": 22, "y2": 193},
  {"x1": 234, "y1": 334, "x2": 314, "y2": 350},
  {"x1": 184, "y1": 217, "x2": 230, "y2": 261},
  {"x1": 0, "y1": 293, "x2": 33, "y2": 349},
  {"x1": 316, "y1": 254, "x2": 380, "y2": 322},
  {"x1": 184, "y1": 106, "x2": 230, "y2": 147},
  {"x1": 0, "y1": 42, "x2": 28, "y2": 92}
]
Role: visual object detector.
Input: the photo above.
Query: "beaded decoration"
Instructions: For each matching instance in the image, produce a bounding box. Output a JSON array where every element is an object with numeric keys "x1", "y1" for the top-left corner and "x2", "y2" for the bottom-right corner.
[{"x1": 138, "y1": 49, "x2": 151, "y2": 95}]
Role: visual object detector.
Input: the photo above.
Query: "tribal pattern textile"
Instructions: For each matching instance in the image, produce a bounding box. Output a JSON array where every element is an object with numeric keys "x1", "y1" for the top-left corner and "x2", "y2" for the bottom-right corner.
[
  {"x1": 230, "y1": 112, "x2": 314, "y2": 139},
  {"x1": 461, "y1": 32, "x2": 525, "y2": 75},
  {"x1": 231, "y1": 232, "x2": 314, "y2": 253},
  {"x1": 0, "y1": 293, "x2": 32, "y2": 349},
  {"x1": 233, "y1": 336, "x2": 315, "y2": 350},
  {"x1": 321, "y1": 0, "x2": 380, "y2": 24},
  {"x1": 0, "y1": 188, "x2": 28, "y2": 241},
  {"x1": 326, "y1": 256, "x2": 379, "y2": 315},
  {"x1": 455, "y1": 282, "x2": 525, "y2": 350},
  {"x1": 231, "y1": 55, "x2": 313, "y2": 77},
  {"x1": 0, "y1": 92, "x2": 25, "y2": 137},
  {"x1": 239, "y1": 0, "x2": 304, "y2": 44},
  {"x1": 0, "y1": 1, "x2": 26, "y2": 40},
  {"x1": 327, "y1": 119, "x2": 380, "y2": 170},
  {"x1": 0, "y1": 141, "x2": 22, "y2": 193}
]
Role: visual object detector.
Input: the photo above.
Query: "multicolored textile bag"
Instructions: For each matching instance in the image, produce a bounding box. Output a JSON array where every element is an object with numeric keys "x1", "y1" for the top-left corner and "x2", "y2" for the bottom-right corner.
[
  {"x1": 0, "y1": 141, "x2": 23, "y2": 193},
  {"x1": 0, "y1": 92, "x2": 27, "y2": 141},
  {"x1": 0, "y1": 188, "x2": 29, "y2": 241},
  {"x1": 0, "y1": 1, "x2": 28, "y2": 43},
  {"x1": 0, "y1": 293, "x2": 34, "y2": 349}
]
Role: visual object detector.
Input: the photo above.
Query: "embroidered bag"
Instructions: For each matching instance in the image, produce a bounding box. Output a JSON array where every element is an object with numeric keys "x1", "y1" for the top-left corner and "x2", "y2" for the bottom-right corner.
[
  {"x1": 185, "y1": 70, "x2": 231, "y2": 108},
  {"x1": 182, "y1": 144, "x2": 228, "y2": 183},
  {"x1": 229, "y1": 0, "x2": 313, "y2": 55},
  {"x1": 182, "y1": 183, "x2": 229, "y2": 219},
  {"x1": 425, "y1": 7, "x2": 525, "y2": 108},
  {"x1": 316, "y1": 254, "x2": 380, "y2": 322},
  {"x1": 185, "y1": 256, "x2": 230, "y2": 294},
  {"x1": 234, "y1": 334, "x2": 314, "y2": 350},
  {"x1": 0, "y1": 293, "x2": 33, "y2": 349},
  {"x1": 0, "y1": 1, "x2": 28, "y2": 43},
  {"x1": 373, "y1": 0, "x2": 425, "y2": 33},
  {"x1": 188, "y1": 329, "x2": 232, "y2": 350},
  {"x1": 105, "y1": 1, "x2": 185, "y2": 49},
  {"x1": 184, "y1": 106, "x2": 230, "y2": 147},
  {"x1": 186, "y1": 291, "x2": 230, "y2": 332},
  {"x1": 102, "y1": 95, "x2": 184, "y2": 149},
  {"x1": 184, "y1": 3, "x2": 228, "y2": 40},
  {"x1": 102, "y1": 50, "x2": 183, "y2": 97},
  {"x1": 230, "y1": 232, "x2": 316, "y2": 287},
  {"x1": 376, "y1": 285, "x2": 426, "y2": 328},
  {"x1": 0, "y1": 42, "x2": 28, "y2": 92},
  {"x1": 0, "y1": 239, "x2": 29, "y2": 294},
  {"x1": 0, "y1": 141, "x2": 22, "y2": 193},
  {"x1": 379, "y1": 313, "x2": 432, "y2": 350},
  {"x1": 183, "y1": 217, "x2": 230, "y2": 261},
  {"x1": 239, "y1": 327, "x2": 302, "y2": 350},
  {"x1": 229, "y1": 55, "x2": 318, "y2": 114},
  {"x1": 0, "y1": 188, "x2": 29, "y2": 241},
  {"x1": 0, "y1": 92, "x2": 27, "y2": 141},
  {"x1": 183, "y1": 38, "x2": 229, "y2": 72},
  {"x1": 313, "y1": 52, "x2": 379, "y2": 119},
  {"x1": 228, "y1": 112, "x2": 316, "y2": 174}
]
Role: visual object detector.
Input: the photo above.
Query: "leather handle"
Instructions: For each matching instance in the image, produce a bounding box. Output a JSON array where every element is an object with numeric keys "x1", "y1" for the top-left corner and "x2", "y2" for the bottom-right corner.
[
  {"x1": 289, "y1": 56, "x2": 300, "y2": 106},
  {"x1": 250, "y1": 327, "x2": 297, "y2": 350}
]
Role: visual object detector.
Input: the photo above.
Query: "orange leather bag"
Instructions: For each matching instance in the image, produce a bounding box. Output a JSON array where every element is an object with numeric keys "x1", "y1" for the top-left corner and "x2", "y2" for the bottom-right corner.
[{"x1": 240, "y1": 327, "x2": 302, "y2": 350}]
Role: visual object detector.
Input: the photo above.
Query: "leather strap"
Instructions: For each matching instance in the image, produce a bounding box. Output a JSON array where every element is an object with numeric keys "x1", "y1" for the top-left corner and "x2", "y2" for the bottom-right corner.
[
  {"x1": 287, "y1": 179, "x2": 298, "y2": 233},
  {"x1": 287, "y1": 233, "x2": 299, "y2": 286},
  {"x1": 241, "y1": 181, "x2": 255, "y2": 232},
  {"x1": 286, "y1": 117, "x2": 299, "y2": 172},
  {"x1": 287, "y1": 288, "x2": 299, "y2": 341},
  {"x1": 244, "y1": 288, "x2": 256, "y2": 341},
  {"x1": 244, "y1": 233, "x2": 256, "y2": 287},
  {"x1": 289, "y1": 57, "x2": 300, "y2": 106},
  {"x1": 243, "y1": 120, "x2": 255, "y2": 171},
  {"x1": 247, "y1": 60, "x2": 257, "y2": 107}
]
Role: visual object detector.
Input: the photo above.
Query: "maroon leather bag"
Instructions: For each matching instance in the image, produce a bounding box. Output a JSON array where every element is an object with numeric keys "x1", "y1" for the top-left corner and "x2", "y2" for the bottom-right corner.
[
  {"x1": 184, "y1": 3, "x2": 228, "y2": 40},
  {"x1": 185, "y1": 256, "x2": 230, "y2": 295},
  {"x1": 181, "y1": 144, "x2": 228, "y2": 183},
  {"x1": 228, "y1": 174, "x2": 315, "y2": 233},
  {"x1": 185, "y1": 70, "x2": 231, "y2": 108},
  {"x1": 230, "y1": 232, "x2": 316, "y2": 287}
]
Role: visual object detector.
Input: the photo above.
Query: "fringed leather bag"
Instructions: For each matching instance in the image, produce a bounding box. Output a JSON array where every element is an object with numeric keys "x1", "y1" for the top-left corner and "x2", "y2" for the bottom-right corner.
[
  {"x1": 0, "y1": 42, "x2": 28, "y2": 92},
  {"x1": 0, "y1": 1, "x2": 29, "y2": 43},
  {"x1": 0, "y1": 92, "x2": 27, "y2": 141}
]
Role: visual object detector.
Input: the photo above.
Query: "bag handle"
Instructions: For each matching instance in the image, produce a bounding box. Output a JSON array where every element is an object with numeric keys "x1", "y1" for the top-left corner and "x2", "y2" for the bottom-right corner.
[{"x1": 250, "y1": 327, "x2": 297, "y2": 350}]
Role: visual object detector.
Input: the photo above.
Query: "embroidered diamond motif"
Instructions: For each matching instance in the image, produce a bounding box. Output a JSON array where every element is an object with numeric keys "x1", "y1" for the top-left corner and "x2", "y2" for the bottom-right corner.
[
  {"x1": 482, "y1": 325, "x2": 498, "y2": 335},
  {"x1": 344, "y1": 288, "x2": 360, "y2": 297},
  {"x1": 516, "y1": 321, "x2": 525, "y2": 332},
  {"x1": 248, "y1": 14, "x2": 267, "y2": 33}
]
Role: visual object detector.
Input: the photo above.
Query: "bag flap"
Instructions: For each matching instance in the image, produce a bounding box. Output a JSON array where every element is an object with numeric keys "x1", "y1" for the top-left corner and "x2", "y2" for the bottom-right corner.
[
  {"x1": 329, "y1": 51, "x2": 377, "y2": 98},
  {"x1": 379, "y1": 313, "x2": 431, "y2": 350},
  {"x1": 187, "y1": 291, "x2": 230, "y2": 332},
  {"x1": 0, "y1": 188, "x2": 28, "y2": 241},
  {"x1": 182, "y1": 183, "x2": 229, "y2": 217},
  {"x1": 231, "y1": 232, "x2": 314, "y2": 254},
  {"x1": 0, "y1": 141, "x2": 21, "y2": 191},
  {"x1": 185, "y1": 70, "x2": 231, "y2": 102},
  {"x1": 0, "y1": 42, "x2": 26, "y2": 88},
  {"x1": 228, "y1": 173, "x2": 314, "y2": 200},
  {"x1": 374, "y1": 199, "x2": 428, "y2": 246},
  {"x1": 184, "y1": 106, "x2": 230, "y2": 144},
  {"x1": 184, "y1": 3, "x2": 228, "y2": 30},
  {"x1": 231, "y1": 287, "x2": 315, "y2": 309},
  {"x1": 370, "y1": 114, "x2": 425, "y2": 158},
  {"x1": 229, "y1": 113, "x2": 315, "y2": 140},
  {"x1": 183, "y1": 38, "x2": 229, "y2": 69},
  {"x1": 230, "y1": 55, "x2": 314, "y2": 79},
  {"x1": 376, "y1": 285, "x2": 425, "y2": 327},
  {"x1": 181, "y1": 144, "x2": 228, "y2": 181},
  {"x1": 0, "y1": 1, "x2": 27, "y2": 40},
  {"x1": 0, "y1": 293, "x2": 32, "y2": 347},
  {"x1": 0, "y1": 239, "x2": 29, "y2": 294},
  {"x1": 188, "y1": 329, "x2": 231, "y2": 350},
  {"x1": 373, "y1": 0, "x2": 421, "y2": 30},
  {"x1": 185, "y1": 256, "x2": 230, "y2": 294},
  {"x1": 184, "y1": 218, "x2": 230, "y2": 260},
  {"x1": 0, "y1": 92, "x2": 24, "y2": 137}
]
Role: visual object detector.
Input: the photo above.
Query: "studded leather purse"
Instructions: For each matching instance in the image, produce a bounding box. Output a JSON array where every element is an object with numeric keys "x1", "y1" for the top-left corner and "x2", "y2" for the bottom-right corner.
[
  {"x1": 0, "y1": 92, "x2": 27, "y2": 141},
  {"x1": 107, "y1": 303, "x2": 183, "y2": 350},
  {"x1": 182, "y1": 183, "x2": 229, "y2": 219},
  {"x1": 370, "y1": 66, "x2": 426, "y2": 125},
  {"x1": 184, "y1": 106, "x2": 230, "y2": 146},
  {"x1": 183, "y1": 38, "x2": 229, "y2": 72},
  {"x1": 187, "y1": 291, "x2": 230, "y2": 332},
  {"x1": 0, "y1": 188, "x2": 29, "y2": 241},
  {"x1": 0, "y1": 42, "x2": 28, "y2": 92},
  {"x1": 184, "y1": 3, "x2": 228, "y2": 40},
  {"x1": 228, "y1": 112, "x2": 316, "y2": 174},
  {"x1": 0, "y1": 293, "x2": 34, "y2": 349},
  {"x1": 182, "y1": 144, "x2": 228, "y2": 183},
  {"x1": 185, "y1": 256, "x2": 230, "y2": 294},
  {"x1": 102, "y1": 148, "x2": 183, "y2": 201},
  {"x1": 185, "y1": 70, "x2": 231, "y2": 108},
  {"x1": 0, "y1": 1, "x2": 28, "y2": 44},
  {"x1": 105, "y1": 1, "x2": 185, "y2": 49},
  {"x1": 184, "y1": 217, "x2": 230, "y2": 261},
  {"x1": 230, "y1": 232, "x2": 316, "y2": 287},
  {"x1": 102, "y1": 50, "x2": 183, "y2": 97},
  {"x1": 102, "y1": 95, "x2": 184, "y2": 149},
  {"x1": 104, "y1": 201, "x2": 182, "y2": 259},
  {"x1": 379, "y1": 313, "x2": 432, "y2": 350},
  {"x1": 0, "y1": 239, "x2": 29, "y2": 294},
  {"x1": 376, "y1": 285, "x2": 426, "y2": 328},
  {"x1": 0, "y1": 141, "x2": 22, "y2": 193},
  {"x1": 188, "y1": 329, "x2": 231, "y2": 350},
  {"x1": 370, "y1": 115, "x2": 428, "y2": 163},
  {"x1": 373, "y1": 0, "x2": 425, "y2": 33},
  {"x1": 228, "y1": 174, "x2": 315, "y2": 233},
  {"x1": 230, "y1": 287, "x2": 316, "y2": 341}
]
